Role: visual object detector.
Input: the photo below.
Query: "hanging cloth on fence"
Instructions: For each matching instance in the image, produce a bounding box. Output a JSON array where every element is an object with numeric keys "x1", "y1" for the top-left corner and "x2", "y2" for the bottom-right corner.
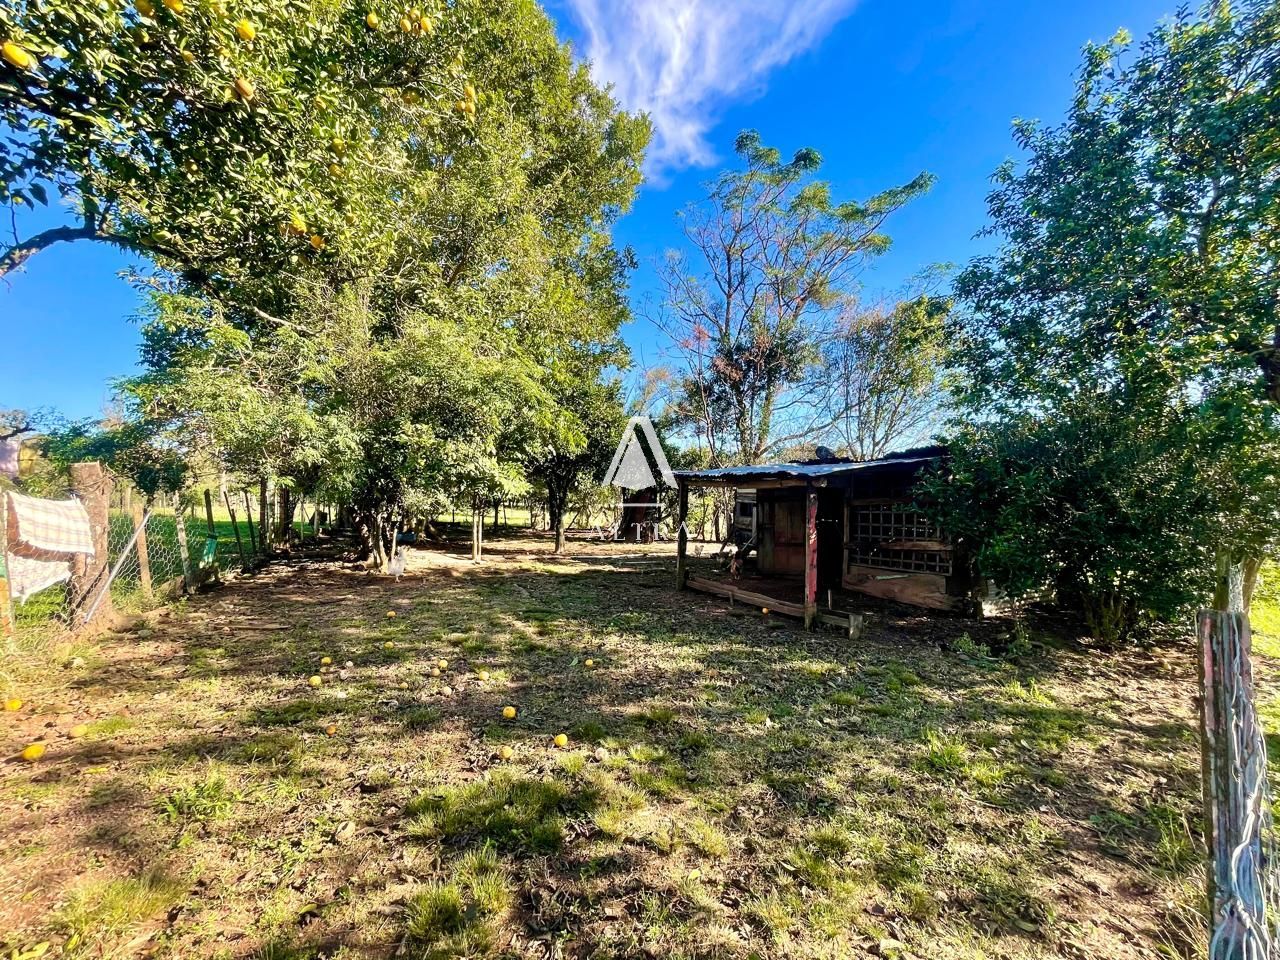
[
  {"x1": 4, "y1": 490, "x2": 95, "y2": 603},
  {"x1": 6, "y1": 551, "x2": 73, "y2": 602}
]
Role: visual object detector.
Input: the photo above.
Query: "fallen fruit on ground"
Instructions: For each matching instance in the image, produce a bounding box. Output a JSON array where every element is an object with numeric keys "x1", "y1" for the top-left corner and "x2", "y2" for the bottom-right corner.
[
  {"x1": 502, "y1": 705, "x2": 516, "y2": 719},
  {"x1": 437, "y1": 659, "x2": 448, "y2": 669},
  {"x1": 308, "y1": 675, "x2": 322, "y2": 687},
  {"x1": 499, "y1": 745, "x2": 514, "y2": 760},
  {"x1": 4, "y1": 698, "x2": 21, "y2": 712},
  {"x1": 430, "y1": 667, "x2": 440, "y2": 677},
  {"x1": 325, "y1": 724, "x2": 337, "y2": 736},
  {"x1": 476, "y1": 670, "x2": 489, "y2": 680},
  {"x1": 554, "y1": 733, "x2": 569, "y2": 748},
  {"x1": 594, "y1": 747, "x2": 609, "y2": 761},
  {"x1": 21, "y1": 743, "x2": 45, "y2": 762},
  {"x1": 68, "y1": 724, "x2": 89, "y2": 738},
  {"x1": 386, "y1": 611, "x2": 396, "y2": 618},
  {"x1": 321, "y1": 656, "x2": 332, "y2": 666},
  {"x1": 584, "y1": 658, "x2": 594, "y2": 668},
  {"x1": 384, "y1": 641, "x2": 394, "y2": 649}
]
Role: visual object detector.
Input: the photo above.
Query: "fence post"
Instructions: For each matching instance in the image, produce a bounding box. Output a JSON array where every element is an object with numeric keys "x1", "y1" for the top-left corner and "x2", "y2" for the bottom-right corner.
[
  {"x1": 0, "y1": 492, "x2": 13, "y2": 642},
  {"x1": 173, "y1": 494, "x2": 192, "y2": 594},
  {"x1": 132, "y1": 496, "x2": 152, "y2": 598},
  {"x1": 1197, "y1": 609, "x2": 1278, "y2": 958},
  {"x1": 69, "y1": 462, "x2": 113, "y2": 628}
]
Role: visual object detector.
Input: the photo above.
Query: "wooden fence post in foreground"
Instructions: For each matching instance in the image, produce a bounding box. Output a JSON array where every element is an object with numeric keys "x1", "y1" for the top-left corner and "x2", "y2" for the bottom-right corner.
[
  {"x1": 1197, "y1": 610, "x2": 1279, "y2": 958},
  {"x1": 70, "y1": 462, "x2": 113, "y2": 628},
  {"x1": 131, "y1": 497, "x2": 152, "y2": 598}
]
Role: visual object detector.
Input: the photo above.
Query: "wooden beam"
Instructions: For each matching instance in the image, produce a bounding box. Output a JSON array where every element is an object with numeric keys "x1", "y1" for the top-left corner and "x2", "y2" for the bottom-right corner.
[
  {"x1": 685, "y1": 576, "x2": 806, "y2": 619},
  {"x1": 676, "y1": 479, "x2": 690, "y2": 590},
  {"x1": 804, "y1": 483, "x2": 818, "y2": 629}
]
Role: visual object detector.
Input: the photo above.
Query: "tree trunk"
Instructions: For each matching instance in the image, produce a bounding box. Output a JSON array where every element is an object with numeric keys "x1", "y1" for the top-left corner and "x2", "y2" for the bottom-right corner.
[
  {"x1": 258, "y1": 479, "x2": 269, "y2": 558},
  {"x1": 276, "y1": 485, "x2": 296, "y2": 549},
  {"x1": 69, "y1": 462, "x2": 113, "y2": 627}
]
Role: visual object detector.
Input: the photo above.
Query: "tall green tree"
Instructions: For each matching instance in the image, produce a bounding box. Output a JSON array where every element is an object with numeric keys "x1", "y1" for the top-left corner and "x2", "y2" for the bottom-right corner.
[
  {"x1": 125, "y1": 0, "x2": 649, "y2": 568},
  {"x1": 656, "y1": 131, "x2": 933, "y2": 466},
  {"x1": 933, "y1": 0, "x2": 1280, "y2": 633}
]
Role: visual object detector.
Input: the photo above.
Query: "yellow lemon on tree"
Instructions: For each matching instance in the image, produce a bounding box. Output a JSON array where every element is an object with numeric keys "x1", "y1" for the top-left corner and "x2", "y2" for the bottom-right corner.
[
  {"x1": 308, "y1": 675, "x2": 322, "y2": 687},
  {"x1": 309, "y1": 234, "x2": 326, "y2": 251},
  {"x1": 234, "y1": 76, "x2": 255, "y2": 101},
  {"x1": 398, "y1": 16, "x2": 412, "y2": 32},
  {"x1": 328, "y1": 163, "x2": 343, "y2": 178},
  {"x1": 288, "y1": 212, "x2": 307, "y2": 236},
  {"x1": 3, "y1": 40, "x2": 35, "y2": 71},
  {"x1": 365, "y1": 11, "x2": 380, "y2": 29},
  {"x1": 180, "y1": 49, "x2": 195, "y2": 64},
  {"x1": 502, "y1": 705, "x2": 516, "y2": 719},
  {"x1": 499, "y1": 745, "x2": 513, "y2": 760},
  {"x1": 162, "y1": 0, "x2": 184, "y2": 13},
  {"x1": 135, "y1": 0, "x2": 155, "y2": 16},
  {"x1": 418, "y1": 16, "x2": 433, "y2": 33},
  {"x1": 4, "y1": 698, "x2": 22, "y2": 712},
  {"x1": 235, "y1": 18, "x2": 257, "y2": 41},
  {"x1": 21, "y1": 743, "x2": 45, "y2": 762},
  {"x1": 408, "y1": 7, "x2": 421, "y2": 20},
  {"x1": 553, "y1": 733, "x2": 569, "y2": 749},
  {"x1": 68, "y1": 724, "x2": 89, "y2": 739},
  {"x1": 321, "y1": 656, "x2": 332, "y2": 666},
  {"x1": 331, "y1": 136, "x2": 347, "y2": 153}
]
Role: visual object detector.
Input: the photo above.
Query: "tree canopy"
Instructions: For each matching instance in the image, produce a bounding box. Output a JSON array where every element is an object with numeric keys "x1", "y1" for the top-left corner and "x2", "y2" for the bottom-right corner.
[{"x1": 930, "y1": 0, "x2": 1280, "y2": 639}]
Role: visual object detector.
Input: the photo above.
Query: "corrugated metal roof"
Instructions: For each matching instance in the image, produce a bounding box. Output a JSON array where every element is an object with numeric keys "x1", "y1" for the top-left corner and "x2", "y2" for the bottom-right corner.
[{"x1": 675, "y1": 453, "x2": 942, "y2": 484}]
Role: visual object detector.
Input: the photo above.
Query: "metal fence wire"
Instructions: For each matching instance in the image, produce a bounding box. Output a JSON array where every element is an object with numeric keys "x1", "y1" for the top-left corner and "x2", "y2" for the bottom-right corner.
[{"x1": 1200, "y1": 610, "x2": 1280, "y2": 960}]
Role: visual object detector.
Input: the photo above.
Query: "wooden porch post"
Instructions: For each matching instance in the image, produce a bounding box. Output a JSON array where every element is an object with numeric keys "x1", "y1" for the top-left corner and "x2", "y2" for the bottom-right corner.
[
  {"x1": 804, "y1": 483, "x2": 819, "y2": 629},
  {"x1": 676, "y1": 479, "x2": 689, "y2": 590}
]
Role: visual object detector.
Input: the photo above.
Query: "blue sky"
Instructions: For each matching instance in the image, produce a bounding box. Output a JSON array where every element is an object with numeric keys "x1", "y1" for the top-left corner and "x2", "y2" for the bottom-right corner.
[{"x1": 2, "y1": 0, "x2": 1174, "y2": 419}]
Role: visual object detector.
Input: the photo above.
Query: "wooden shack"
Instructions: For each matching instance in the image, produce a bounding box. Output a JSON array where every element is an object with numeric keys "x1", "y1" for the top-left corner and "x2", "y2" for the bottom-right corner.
[{"x1": 674, "y1": 447, "x2": 980, "y2": 627}]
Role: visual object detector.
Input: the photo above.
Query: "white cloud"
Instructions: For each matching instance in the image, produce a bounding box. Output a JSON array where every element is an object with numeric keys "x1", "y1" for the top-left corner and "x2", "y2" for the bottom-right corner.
[{"x1": 562, "y1": 0, "x2": 859, "y2": 179}]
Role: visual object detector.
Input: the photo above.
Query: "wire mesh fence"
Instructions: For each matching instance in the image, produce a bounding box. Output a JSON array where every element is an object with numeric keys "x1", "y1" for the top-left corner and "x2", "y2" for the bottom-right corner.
[{"x1": 1199, "y1": 609, "x2": 1280, "y2": 960}]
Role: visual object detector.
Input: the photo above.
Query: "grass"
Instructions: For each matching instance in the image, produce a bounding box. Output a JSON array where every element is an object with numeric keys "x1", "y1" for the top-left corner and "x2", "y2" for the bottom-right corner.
[
  {"x1": 54, "y1": 868, "x2": 184, "y2": 958},
  {"x1": 0, "y1": 532, "x2": 1222, "y2": 960},
  {"x1": 158, "y1": 770, "x2": 240, "y2": 825}
]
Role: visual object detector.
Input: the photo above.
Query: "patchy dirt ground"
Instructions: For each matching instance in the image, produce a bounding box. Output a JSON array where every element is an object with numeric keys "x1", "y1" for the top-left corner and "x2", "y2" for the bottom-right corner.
[{"x1": 1, "y1": 532, "x2": 1213, "y2": 959}]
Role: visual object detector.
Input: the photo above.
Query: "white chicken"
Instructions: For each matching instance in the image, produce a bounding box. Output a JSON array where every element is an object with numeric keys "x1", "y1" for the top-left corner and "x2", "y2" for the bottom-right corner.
[{"x1": 387, "y1": 547, "x2": 407, "y2": 582}]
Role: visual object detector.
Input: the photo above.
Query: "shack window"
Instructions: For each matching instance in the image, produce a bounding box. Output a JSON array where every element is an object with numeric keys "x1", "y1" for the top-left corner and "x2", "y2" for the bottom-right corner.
[{"x1": 848, "y1": 502, "x2": 952, "y2": 575}]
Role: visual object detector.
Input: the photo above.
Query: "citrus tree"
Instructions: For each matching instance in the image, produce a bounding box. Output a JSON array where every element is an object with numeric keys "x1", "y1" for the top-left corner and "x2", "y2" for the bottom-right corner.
[
  {"x1": 121, "y1": 0, "x2": 650, "y2": 567},
  {"x1": 0, "y1": 0, "x2": 477, "y2": 291}
]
